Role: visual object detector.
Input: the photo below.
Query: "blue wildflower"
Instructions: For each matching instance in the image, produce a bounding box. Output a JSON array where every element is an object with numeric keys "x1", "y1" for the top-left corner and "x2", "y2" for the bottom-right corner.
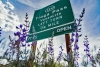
[
  {"x1": 20, "y1": 24, "x2": 23, "y2": 28},
  {"x1": 48, "y1": 38, "x2": 54, "y2": 59},
  {"x1": 16, "y1": 26, "x2": 19, "y2": 29},
  {"x1": 57, "y1": 46, "x2": 63, "y2": 63},
  {"x1": 0, "y1": 27, "x2": 2, "y2": 37},
  {"x1": 70, "y1": 8, "x2": 85, "y2": 67}
]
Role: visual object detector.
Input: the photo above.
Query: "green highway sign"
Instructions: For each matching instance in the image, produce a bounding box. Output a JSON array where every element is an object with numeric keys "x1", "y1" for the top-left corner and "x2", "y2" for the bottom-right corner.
[{"x1": 27, "y1": 0, "x2": 75, "y2": 42}]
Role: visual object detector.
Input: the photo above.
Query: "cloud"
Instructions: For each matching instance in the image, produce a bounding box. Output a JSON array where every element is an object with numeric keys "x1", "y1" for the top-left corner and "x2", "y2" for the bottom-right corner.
[
  {"x1": 6, "y1": 1, "x2": 14, "y2": 10},
  {"x1": 0, "y1": 0, "x2": 21, "y2": 57},
  {"x1": 0, "y1": 0, "x2": 20, "y2": 32},
  {"x1": 17, "y1": 0, "x2": 58, "y2": 9},
  {"x1": 70, "y1": 0, "x2": 100, "y2": 37}
]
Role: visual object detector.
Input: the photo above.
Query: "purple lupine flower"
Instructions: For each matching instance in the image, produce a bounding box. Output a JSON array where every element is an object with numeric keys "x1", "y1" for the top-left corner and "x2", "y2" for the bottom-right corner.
[
  {"x1": 84, "y1": 48, "x2": 89, "y2": 52},
  {"x1": 48, "y1": 38, "x2": 54, "y2": 59},
  {"x1": 20, "y1": 34, "x2": 26, "y2": 42},
  {"x1": 74, "y1": 61, "x2": 79, "y2": 67},
  {"x1": 49, "y1": 47, "x2": 53, "y2": 51},
  {"x1": 83, "y1": 36, "x2": 90, "y2": 60},
  {"x1": 48, "y1": 45, "x2": 54, "y2": 56},
  {"x1": 84, "y1": 36, "x2": 90, "y2": 54},
  {"x1": 71, "y1": 38, "x2": 74, "y2": 42},
  {"x1": 84, "y1": 44, "x2": 89, "y2": 49},
  {"x1": 70, "y1": 8, "x2": 85, "y2": 67},
  {"x1": 14, "y1": 22, "x2": 28, "y2": 43},
  {"x1": 74, "y1": 44, "x2": 79, "y2": 50},
  {"x1": 16, "y1": 26, "x2": 19, "y2": 29},
  {"x1": 28, "y1": 44, "x2": 30, "y2": 46},
  {"x1": 14, "y1": 31, "x2": 21, "y2": 36},
  {"x1": 22, "y1": 44, "x2": 26, "y2": 47},
  {"x1": 57, "y1": 46, "x2": 63, "y2": 63},
  {"x1": 0, "y1": 27, "x2": 2, "y2": 37},
  {"x1": 83, "y1": 36, "x2": 97, "y2": 67},
  {"x1": 20, "y1": 37, "x2": 26, "y2": 42},
  {"x1": 14, "y1": 32, "x2": 17, "y2": 36},
  {"x1": 22, "y1": 28, "x2": 26, "y2": 32},
  {"x1": 71, "y1": 32, "x2": 75, "y2": 43},
  {"x1": 14, "y1": 13, "x2": 36, "y2": 60},
  {"x1": 75, "y1": 38, "x2": 78, "y2": 43},
  {"x1": 76, "y1": 32, "x2": 79, "y2": 37},
  {"x1": 17, "y1": 32, "x2": 21, "y2": 35},
  {"x1": 87, "y1": 53, "x2": 91, "y2": 57},
  {"x1": 20, "y1": 24, "x2": 23, "y2": 28},
  {"x1": 17, "y1": 13, "x2": 33, "y2": 60},
  {"x1": 59, "y1": 46, "x2": 63, "y2": 51}
]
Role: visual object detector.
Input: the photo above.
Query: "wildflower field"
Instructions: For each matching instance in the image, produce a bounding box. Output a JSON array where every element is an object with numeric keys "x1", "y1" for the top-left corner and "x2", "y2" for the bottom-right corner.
[
  {"x1": 0, "y1": 0, "x2": 100, "y2": 67},
  {"x1": 0, "y1": 7, "x2": 100, "y2": 67}
]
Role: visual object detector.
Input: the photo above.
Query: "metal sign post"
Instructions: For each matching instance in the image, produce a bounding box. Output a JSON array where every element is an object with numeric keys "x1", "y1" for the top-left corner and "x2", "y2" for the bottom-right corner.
[
  {"x1": 65, "y1": 34, "x2": 74, "y2": 67},
  {"x1": 65, "y1": 34, "x2": 70, "y2": 53}
]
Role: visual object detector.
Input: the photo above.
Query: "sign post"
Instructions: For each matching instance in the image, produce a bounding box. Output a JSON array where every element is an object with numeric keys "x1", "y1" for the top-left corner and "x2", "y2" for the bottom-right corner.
[
  {"x1": 65, "y1": 34, "x2": 71, "y2": 53},
  {"x1": 27, "y1": 0, "x2": 75, "y2": 42},
  {"x1": 65, "y1": 34, "x2": 74, "y2": 67}
]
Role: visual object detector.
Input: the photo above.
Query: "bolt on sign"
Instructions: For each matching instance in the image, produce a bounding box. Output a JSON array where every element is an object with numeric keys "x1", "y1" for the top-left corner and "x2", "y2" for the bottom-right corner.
[{"x1": 27, "y1": 0, "x2": 75, "y2": 42}]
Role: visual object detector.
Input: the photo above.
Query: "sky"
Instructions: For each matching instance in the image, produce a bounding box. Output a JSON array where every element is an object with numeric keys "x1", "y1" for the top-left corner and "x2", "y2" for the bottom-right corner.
[{"x1": 0, "y1": 0, "x2": 100, "y2": 66}]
